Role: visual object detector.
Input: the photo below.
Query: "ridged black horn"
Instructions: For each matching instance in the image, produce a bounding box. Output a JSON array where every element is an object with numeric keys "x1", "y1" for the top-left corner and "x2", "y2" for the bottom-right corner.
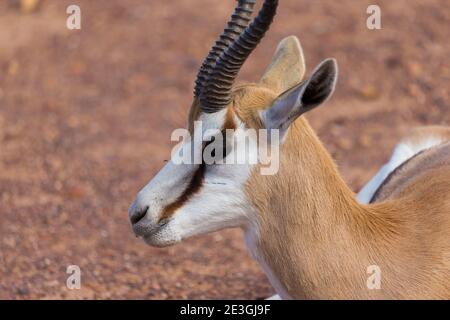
[
  {"x1": 194, "y1": 0, "x2": 256, "y2": 98},
  {"x1": 200, "y1": 0, "x2": 279, "y2": 113}
]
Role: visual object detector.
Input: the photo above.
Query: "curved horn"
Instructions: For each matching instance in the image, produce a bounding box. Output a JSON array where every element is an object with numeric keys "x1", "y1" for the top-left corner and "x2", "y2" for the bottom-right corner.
[
  {"x1": 194, "y1": 0, "x2": 256, "y2": 98},
  {"x1": 200, "y1": 0, "x2": 279, "y2": 113}
]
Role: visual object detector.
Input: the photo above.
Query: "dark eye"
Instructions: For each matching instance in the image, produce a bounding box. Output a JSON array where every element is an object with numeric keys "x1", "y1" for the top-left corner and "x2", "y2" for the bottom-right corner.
[{"x1": 203, "y1": 130, "x2": 232, "y2": 163}]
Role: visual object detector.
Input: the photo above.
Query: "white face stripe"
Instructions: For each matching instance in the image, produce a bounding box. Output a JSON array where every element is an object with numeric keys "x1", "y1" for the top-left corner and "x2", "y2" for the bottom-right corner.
[
  {"x1": 154, "y1": 114, "x2": 259, "y2": 244},
  {"x1": 130, "y1": 109, "x2": 263, "y2": 246},
  {"x1": 129, "y1": 160, "x2": 200, "y2": 236},
  {"x1": 199, "y1": 109, "x2": 228, "y2": 134}
]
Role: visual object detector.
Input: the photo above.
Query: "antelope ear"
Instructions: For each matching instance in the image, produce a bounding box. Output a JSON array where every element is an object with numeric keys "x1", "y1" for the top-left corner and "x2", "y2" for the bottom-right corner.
[
  {"x1": 260, "y1": 36, "x2": 306, "y2": 95},
  {"x1": 262, "y1": 58, "x2": 338, "y2": 132}
]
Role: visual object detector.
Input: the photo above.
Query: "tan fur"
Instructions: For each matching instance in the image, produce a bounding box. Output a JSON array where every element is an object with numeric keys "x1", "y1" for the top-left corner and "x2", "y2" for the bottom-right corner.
[
  {"x1": 245, "y1": 119, "x2": 450, "y2": 299},
  {"x1": 260, "y1": 36, "x2": 306, "y2": 95},
  {"x1": 373, "y1": 143, "x2": 450, "y2": 203},
  {"x1": 188, "y1": 36, "x2": 450, "y2": 299},
  {"x1": 372, "y1": 126, "x2": 450, "y2": 202},
  {"x1": 232, "y1": 85, "x2": 277, "y2": 128}
]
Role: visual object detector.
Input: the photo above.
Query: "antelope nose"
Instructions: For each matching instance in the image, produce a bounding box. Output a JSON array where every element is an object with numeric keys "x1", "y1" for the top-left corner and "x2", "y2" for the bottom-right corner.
[{"x1": 129, "y1": 205, "x2": 149, "y2": 225}]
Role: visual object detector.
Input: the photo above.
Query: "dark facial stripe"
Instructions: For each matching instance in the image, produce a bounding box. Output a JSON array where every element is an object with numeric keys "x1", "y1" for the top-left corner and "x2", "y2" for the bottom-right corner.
[
  {"x1": 160, "y1": 108, "x2": 236, "y2": 221},
  {"x1": 159, "y1": 164, "x2": 205, "y2": 221}
]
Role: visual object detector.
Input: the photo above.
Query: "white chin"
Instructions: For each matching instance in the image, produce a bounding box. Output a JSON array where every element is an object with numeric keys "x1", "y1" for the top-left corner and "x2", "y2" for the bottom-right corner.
[
  {"x1": 143, "y1": 235, "x2": 179, "y2": 247},
  {"x1": 142, "y1": 224, "x2": 181, "y2": 248}
]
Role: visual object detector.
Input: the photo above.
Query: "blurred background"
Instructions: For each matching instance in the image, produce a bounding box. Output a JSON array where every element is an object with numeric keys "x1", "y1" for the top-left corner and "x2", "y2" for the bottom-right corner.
[{"x1": 0, "y1": 0, "x2": 448, "y2": 299}]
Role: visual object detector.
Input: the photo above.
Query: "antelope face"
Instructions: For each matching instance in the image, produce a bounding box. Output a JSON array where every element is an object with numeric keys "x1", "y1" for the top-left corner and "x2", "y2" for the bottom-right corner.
[
  {"x1": 129, "y1": 87, "x2": 276, "y2": 247},
  {"x1": 128, "y1": 106, "x2": 258, "y2": 247},
  {"x1": 128, "y1": 0, "x2": 338, "y2": 247}
]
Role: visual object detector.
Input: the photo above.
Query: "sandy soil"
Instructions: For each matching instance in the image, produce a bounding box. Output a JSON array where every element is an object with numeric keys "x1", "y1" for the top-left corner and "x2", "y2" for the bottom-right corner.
[{"x1": 0, "y1": 0, "x2": 449, "y2": 299}]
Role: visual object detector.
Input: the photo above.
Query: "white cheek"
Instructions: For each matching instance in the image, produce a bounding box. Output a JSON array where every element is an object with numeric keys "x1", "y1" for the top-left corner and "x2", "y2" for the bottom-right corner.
[
  {"x1": 170, "y1": 162, "x2": 254, "y2": 240},
  {"x1": 169, "y1": 119, "x2": 262, "y2": 240}
]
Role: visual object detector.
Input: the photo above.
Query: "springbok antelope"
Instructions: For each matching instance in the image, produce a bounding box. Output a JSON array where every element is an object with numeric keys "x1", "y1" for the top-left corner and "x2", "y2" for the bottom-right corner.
[{"x1": 129, "y1": 0, "x2": 450, "y2": 299}]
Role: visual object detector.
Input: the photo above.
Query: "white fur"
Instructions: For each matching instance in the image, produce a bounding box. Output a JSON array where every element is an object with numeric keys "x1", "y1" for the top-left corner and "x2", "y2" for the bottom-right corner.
[
  {"x1": 161, "y1": 162, "x2": 254, "y2": 244},
  {"x1": 199, "y1": 109, "x2": 228, "y2": 134},
  {"x1": 163, "y1": 117, "x2": 262, "y2": 243},
  {"x1": 129, "y1": 138, "x2": 202, "y2": 240},
  {"x1": 357, "y1": 137, "x2": 444, "y2": 204},
  {"x1": 245, "y1": 225, "x2": 293, "y2": 300},
  {"x1": 130, "y1": 111, "x2": 262, "y2": 247}
]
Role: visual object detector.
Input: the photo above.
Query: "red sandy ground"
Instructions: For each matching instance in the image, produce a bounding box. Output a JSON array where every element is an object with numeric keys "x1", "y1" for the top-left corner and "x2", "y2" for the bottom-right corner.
[{"x1": 0, "y1": 0, "x2": 449, "y2": 299}]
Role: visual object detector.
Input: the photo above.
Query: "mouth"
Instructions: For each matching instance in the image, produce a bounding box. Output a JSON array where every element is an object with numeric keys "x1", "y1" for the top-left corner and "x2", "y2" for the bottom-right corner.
[
  {"x1": 132, "y1": 218, "x2": 178, "y2": 247},
  {"x1": 143, "y1": 231, "x2": 179, "y2": 247},
  {"x1": 132, "y1": 218, "x2": 165, "y2": 238}
]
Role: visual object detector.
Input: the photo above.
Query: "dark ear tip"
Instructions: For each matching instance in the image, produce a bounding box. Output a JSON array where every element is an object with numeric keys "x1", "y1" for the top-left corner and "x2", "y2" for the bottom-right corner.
[
  {"x1": 300, "y1": 58, "x2": 339, "y2": 108},
  {"x1": 320, "y1": 58, "x2": 338, "y2": 75},
  {"x1": 310, "y1": 58, "x2": 338, "y2": 86},
  {"x1": 317, "y1": 58, "x2": 338, "y2": 89}
]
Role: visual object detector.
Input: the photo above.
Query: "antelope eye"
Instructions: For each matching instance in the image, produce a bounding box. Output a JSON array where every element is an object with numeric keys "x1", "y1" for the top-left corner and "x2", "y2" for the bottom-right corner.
[{"x1": 203, "y1": 131, "x2": 232, "y2": 163}]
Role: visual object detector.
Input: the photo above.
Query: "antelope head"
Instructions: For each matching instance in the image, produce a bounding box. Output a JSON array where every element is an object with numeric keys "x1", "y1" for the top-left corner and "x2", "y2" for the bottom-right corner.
[{"x1": 129, "y1": 0, "x2": 338, "y2": 247}]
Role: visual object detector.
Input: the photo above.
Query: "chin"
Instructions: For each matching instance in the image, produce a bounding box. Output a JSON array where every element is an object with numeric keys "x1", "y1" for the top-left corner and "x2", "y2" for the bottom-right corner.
[
  {"x1": 143, "y1": 236, "x2": 180, "y2": 248},
  {"x1": 142, "y1": 224, "x2": 181, "y2": 248}
]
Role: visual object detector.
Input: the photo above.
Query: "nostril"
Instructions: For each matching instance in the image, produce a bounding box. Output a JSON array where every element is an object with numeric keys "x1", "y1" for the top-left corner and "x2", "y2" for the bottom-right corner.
[{"x1": 131, "y1": 206, "x2": 149, "y2": 224}]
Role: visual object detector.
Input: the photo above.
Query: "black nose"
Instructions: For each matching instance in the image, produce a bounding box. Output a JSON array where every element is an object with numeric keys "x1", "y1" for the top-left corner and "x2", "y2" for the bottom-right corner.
[{"x1": 130, "y1": 206, "x2": 149, "y2": 224}]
